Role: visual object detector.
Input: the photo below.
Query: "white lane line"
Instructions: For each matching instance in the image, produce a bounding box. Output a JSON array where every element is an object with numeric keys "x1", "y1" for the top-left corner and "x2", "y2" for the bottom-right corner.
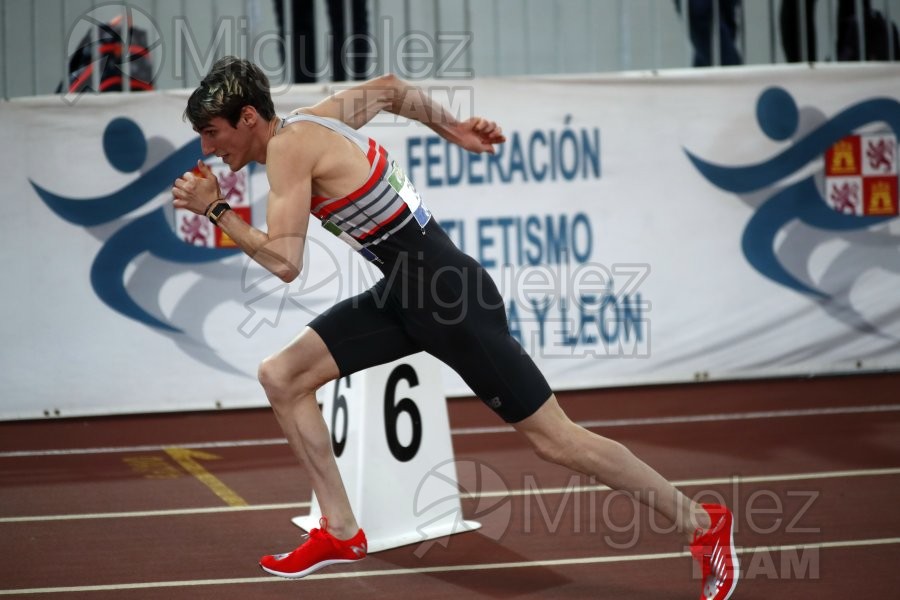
[
  {"x1": 0, "y1": 438, "x2": 289, "y2": 458},
  {"x1": 0, "y1": 502, "x2": 311, "y2": 523},
  {"x1": 1, "y1": 536, "x2": 898, "y2": 595},
  {"x1": 3, "y1": 466, "x2": 898, "y2": 523},
  {"x1": 451, "y1": 403, "x2": 900, "y2": 435},
  {"x1": 473, "y1": 466, "x2": 900, "y2": 499},
  {"x1": 2, "y1": 403, "x2": 898, "y2": 458}
]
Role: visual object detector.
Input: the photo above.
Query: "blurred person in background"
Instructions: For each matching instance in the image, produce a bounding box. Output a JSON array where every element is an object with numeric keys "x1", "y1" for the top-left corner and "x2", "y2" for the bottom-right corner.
[
  {"x1": 674, "y1": 0, "x2": 744, "y2": 66},
  {"x1": 274, "y1": 0, "x2": 370, "y2": 82},
  {"x1": 781, "y1": 0, "x2": 900, "y2": 62}
]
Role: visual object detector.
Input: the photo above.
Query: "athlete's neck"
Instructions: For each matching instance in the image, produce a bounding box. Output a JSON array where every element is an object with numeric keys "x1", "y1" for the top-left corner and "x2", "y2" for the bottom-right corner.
[{"x1": 268, "y1": 116, "x2": 281, "y2": 139}]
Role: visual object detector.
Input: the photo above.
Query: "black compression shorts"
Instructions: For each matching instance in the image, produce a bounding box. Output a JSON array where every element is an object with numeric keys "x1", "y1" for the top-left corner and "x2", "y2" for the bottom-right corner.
[{"x1": 308, "y1": 214, "x2": 553, "y2": 423}]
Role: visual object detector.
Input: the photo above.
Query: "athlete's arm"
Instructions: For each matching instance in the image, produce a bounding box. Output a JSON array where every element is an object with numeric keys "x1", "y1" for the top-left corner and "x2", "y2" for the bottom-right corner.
[
  {"x1": 172, "y1": 137, "x2": 311, "y2": 283},
  {"x1": 220, "y1": 138, "x2": 311, "y2": 282},
  {"x1": 295, "y1": 74, "x2": 506, "y2": 153}
]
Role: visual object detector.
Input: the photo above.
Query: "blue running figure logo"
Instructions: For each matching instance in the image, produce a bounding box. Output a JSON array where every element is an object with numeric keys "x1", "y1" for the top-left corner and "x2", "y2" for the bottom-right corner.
[
  {"x1": 30, "y1": 117, "x2": 240, "y2": 333},
  {"x1": 686, "y1": 87, "x2": 900, "y2": 336}
]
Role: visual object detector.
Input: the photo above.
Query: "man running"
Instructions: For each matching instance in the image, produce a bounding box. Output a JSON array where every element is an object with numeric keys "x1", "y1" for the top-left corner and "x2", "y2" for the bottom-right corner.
[{"x1": 172, "y1": 57, "x2": 739, "y2": 600}]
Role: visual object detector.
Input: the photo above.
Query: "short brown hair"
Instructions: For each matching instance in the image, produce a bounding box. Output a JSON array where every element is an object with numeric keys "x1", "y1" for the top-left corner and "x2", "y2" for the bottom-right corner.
[{"x1": 184, "y1": 56, "x2": 275, "y2": 129}]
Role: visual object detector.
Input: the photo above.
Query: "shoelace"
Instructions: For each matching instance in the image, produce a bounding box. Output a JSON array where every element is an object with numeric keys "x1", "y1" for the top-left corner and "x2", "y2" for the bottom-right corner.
[
  {"x1": 308, "y1": 516, "x2": 332, "y2": 543},
  {"x1": 308, "y1": 527, "x2": 330, "y2": 542}
]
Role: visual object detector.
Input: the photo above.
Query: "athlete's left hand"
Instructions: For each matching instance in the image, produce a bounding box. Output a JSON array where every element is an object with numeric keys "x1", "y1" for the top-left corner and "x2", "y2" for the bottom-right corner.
[
  {"x1": 172, "y1": 161, "x2": 222, "y2": 215},
  {"x1": 453, "y1": 117, "x2": 506, "y2": 154}
]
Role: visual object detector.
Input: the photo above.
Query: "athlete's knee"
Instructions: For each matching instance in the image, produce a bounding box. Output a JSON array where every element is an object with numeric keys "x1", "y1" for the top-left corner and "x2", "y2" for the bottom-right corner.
[
  {"x1": 257, "y1": 353, "x2": 316, "y2": 405},
  {"x1": 531, "y1": 423, "x2": 629, "y2": 470},
  {"x1": 532, "y1": 438, "x2": 560, "y2": 465},
  {"x1": 257, "y1": 355, "x2": 285, "y2": 402},
  {"x1": 516, "y1": 404, "x2": 577, "y2": 465},
  {"x1": 530, "y1": 429, "x2": 579, "y2": 466}
]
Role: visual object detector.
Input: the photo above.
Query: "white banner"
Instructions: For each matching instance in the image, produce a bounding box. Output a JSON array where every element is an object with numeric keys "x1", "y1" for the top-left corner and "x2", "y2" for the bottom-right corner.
[{"x1": 1, "y1": 64, "x2": 898, "y2": 420}]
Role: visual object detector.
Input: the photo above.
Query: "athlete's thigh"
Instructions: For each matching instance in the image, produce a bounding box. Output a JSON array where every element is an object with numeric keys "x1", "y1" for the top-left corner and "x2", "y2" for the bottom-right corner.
[
  {"x1": 267, "y1": 326, "x2": 342, "y2": 391},
  {"x1": 407, "y1": 254, "x2": 553, "y2": 423},
  {"x1": 307, "y1": 280, "x2": 421, "y2": 377}
]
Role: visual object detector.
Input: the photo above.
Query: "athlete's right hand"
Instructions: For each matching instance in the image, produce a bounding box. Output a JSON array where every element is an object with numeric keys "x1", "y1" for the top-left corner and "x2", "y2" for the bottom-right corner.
[{"x1": 172, "y1": 160, "x2": 221, "y2": 215}]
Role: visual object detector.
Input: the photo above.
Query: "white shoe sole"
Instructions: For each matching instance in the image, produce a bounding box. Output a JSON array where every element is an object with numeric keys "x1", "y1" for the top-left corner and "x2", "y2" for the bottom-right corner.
[
  {"x1": 260, "y1": 557, "x2": 364, "y2": 579},
  {"x1": 722, "y1": 513, "x2": 740, "y2": 600}
]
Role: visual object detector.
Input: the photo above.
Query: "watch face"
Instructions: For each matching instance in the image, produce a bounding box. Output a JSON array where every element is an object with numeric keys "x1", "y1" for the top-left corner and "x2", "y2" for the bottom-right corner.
[{"x1": 209, "y1": 202, "x2": 230, "y2": 224}]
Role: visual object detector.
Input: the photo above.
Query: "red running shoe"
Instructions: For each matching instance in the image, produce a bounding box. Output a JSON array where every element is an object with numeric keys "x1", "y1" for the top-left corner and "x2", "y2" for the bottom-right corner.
[
  {"x1": 259, "y1": 518, "x2": 367, "y2": 578},
  {"x1": 690, "y1": 504, "x2": 739, "y2": 600}
]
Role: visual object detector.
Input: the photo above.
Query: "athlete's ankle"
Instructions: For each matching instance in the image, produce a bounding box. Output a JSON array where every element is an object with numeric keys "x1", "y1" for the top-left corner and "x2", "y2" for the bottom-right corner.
[
  {"x1": 323, "y1": 520, "x2": 361, "y2": 541},
  {"x1": 685, "y1": 502, "x2": 712, "y2": 540}
]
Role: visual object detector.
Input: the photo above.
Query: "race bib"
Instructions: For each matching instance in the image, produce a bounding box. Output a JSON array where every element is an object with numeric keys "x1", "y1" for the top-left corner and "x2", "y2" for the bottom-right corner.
[{"x1": 388, "y1": 161, "x2": 431, "y2": 230}]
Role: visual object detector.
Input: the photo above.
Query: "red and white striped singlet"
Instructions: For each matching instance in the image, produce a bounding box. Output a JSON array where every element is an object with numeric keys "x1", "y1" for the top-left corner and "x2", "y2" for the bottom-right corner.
[{"x1": 279, "y1": 113, "x2": 432, "y2": 262}]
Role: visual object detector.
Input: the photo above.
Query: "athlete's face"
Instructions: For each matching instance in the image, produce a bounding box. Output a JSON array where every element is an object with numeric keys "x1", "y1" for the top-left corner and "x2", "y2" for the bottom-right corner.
[{"x1": 196, "y1": 115, "x2": 253, "y2": 171}]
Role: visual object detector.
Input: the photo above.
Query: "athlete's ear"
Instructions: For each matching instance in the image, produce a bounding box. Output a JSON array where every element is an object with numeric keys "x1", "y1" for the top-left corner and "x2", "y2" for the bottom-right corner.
[{"x1": 240, "y1": 105, "x2": 258, "y2": 127}]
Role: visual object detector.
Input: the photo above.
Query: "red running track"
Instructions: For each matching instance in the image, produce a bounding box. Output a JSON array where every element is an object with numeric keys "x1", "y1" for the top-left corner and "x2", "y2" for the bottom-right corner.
[{"x1": 1, "y1": 372, "x2": 899, "y2": 599}]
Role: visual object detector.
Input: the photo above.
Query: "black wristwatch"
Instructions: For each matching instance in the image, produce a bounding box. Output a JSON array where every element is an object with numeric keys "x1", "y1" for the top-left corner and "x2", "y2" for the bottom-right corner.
[{"x1": 207, "y1": 201, "x2": 231, "y2": 225}]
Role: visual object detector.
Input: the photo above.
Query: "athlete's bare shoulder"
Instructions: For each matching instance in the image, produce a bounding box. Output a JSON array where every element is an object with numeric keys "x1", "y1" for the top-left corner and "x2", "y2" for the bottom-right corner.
[
  {"x1": 269, "y1": 117, "x2": 328, "y2": 156},
  {"x1": 267, "y1": 114, "x2": 368, "y2": 197},
  {"x1": 264, "y1": 121, "x2": 321, "y2": 178}
]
